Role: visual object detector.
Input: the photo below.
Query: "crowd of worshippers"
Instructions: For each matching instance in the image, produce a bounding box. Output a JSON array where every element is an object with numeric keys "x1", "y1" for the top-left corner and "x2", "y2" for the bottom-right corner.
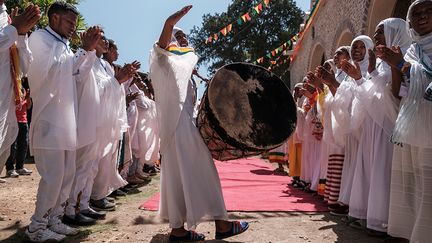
[
  {"x1": 0, "y1": 1, "x2": 163, "y2": 242},
  {"x1": 266, "y1": 1, "x2": 431, "y2": 242}
]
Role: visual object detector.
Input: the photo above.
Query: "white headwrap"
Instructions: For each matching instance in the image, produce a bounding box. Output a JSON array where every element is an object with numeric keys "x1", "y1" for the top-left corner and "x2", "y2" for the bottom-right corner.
[
  {"x1": 323, "y1": 59, "x2": 337, "y2": 74},
  {"x1": 334, "y1": 46, "x2": 350, "y2": 83},
  {"x1": 350, "y1": 35, "x2": 374, "y2": 78},
  {"x1": 378, "y1": 18, "x2": 412, "y2": 53},
  {"x1": 406, "y1": 0, "x2": 432, "y2": 59},
  {"x1": 171, "y1": 26, "x2": 185, "y2": 46}
]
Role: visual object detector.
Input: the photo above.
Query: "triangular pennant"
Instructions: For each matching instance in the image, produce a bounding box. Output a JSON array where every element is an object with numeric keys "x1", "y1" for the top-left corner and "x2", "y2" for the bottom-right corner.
[
  {"x1": 266, "y1": 53, "x2": 271, "y2": 58},
  {"x1": 278, "y1": 47, "x2": 282, "y2": 52},
  {"x1": 254, "y1": 4, "x2": 261, "y2": 14},
  {"x1": 237, "y1": 18, "x2": 243, "y2": 25},
  {"x1": 205, "y1": 39, "x2": 208, "y2": 44},
  {"x1": 271, "y1": 51, "x2": 275, "y2": 56},
  {"x1": 227, "y1": 24, "x2": 233, "y2": 32},
  {"x1": 220, "y1": 27, "x2": 228, "y2": 36},
  {"x1": 241, "y1": 13, "x2": 251, "y2": 22},
  {"x1": 263, "y1": 0, "x2": 270, "y2": 7},
  {"x1": 214, "y1": 33, "x2": 219, "y2": 41},
  {"x1": 258, "y1": 3, "x2": 263, "y2": 11},
  {"x1": 208, "y1": 36, "x2": 213, "y2": 42},
  {"x1": 245, "y1": 12, "x2": 251, "y2": 21},
  {"x1": 253, "y1": 61, "x2": 257, "y2": 64},
  {"x1": 275, "y1": 49, "x2": 279, "y2": 54}
]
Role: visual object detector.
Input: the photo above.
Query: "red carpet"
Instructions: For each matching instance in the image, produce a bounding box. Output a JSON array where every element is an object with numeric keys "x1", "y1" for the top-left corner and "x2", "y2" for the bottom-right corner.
[{"x1": 140, "y1": 157, "x2": 328, "y2": 212}]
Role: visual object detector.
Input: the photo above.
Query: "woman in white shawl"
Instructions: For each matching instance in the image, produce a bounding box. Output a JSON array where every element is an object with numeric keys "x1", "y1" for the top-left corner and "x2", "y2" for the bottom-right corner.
[
  {"x1": 149, "y1": 6, "x2": 248, "y2": 242},
  {"x1": 357, "y1": 18, "x2": 412, "y2": 235},
  {"x1": 387, "y1": 1, "x2": 432, "y2": 242},
  {"x1": 336, "y1": 36, "x2": 375, "y2": 227}
]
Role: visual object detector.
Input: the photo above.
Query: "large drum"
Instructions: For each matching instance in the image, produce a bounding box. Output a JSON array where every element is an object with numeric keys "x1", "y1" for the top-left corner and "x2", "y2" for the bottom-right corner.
[{"x1": 197, "y1": 63, "x2": 297, "y2": 161}]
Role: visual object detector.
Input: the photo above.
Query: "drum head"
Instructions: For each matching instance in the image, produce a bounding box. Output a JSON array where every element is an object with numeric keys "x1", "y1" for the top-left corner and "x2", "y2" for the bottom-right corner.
[{"x1": 206, "y1": 63, "x2": 296, "y2": 150}]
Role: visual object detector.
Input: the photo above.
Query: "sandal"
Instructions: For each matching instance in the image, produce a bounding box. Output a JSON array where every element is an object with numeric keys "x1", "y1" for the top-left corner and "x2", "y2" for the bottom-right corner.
[
  {"x1": 215, "y1": 221, "x2": 249, "y2": 240},
  {"x1": 169, "y1": 231, "x2": 205, "y2": 242},
  {"x1": 349, "y1": 219, "x2": 366, "y2": 230}
]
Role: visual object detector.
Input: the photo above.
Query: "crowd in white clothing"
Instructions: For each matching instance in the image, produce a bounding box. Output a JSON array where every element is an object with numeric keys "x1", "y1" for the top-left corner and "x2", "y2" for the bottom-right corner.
[
  {"x1": 290, "y1": 1, "x2": 432, "y2": 241},
  {"x1": 0, "y1": 2, "x2": 161, "y2": 242},
  {"x1": 1, "y1": 0, "x2": 432, "y2": 242}
]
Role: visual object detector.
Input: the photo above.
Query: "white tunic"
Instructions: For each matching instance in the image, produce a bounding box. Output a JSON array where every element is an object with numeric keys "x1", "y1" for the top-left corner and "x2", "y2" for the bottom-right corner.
[
  {"x1": 135, "y1": 92, "x2": 160, "y2": 164},
  {"x1": 27, "y1": 27, "x2": 83, "y2": 152}
]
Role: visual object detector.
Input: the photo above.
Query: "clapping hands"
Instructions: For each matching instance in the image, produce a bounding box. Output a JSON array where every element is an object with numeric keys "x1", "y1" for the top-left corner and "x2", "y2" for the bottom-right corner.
[{"x1": 10, "y1": 4, "x2": 41, "y2": 35}]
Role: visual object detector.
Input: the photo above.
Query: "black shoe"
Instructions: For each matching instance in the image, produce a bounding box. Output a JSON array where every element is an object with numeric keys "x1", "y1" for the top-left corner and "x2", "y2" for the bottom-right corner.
[
  {"x1": 109, "y1": 189, "x2": 127, "y2": 198},
  {"x1": 63, "y1": 213, "x2": 96, "y2": 226},
  {"x1": 81, "y1": 208, "x2": 106, "y2": 220},
  {"x1": 90, "y1": 198, "x2": 116, "y2": 211},
  {"x1": 143, "y1": 164, "x2": 157, "y2": 176}
]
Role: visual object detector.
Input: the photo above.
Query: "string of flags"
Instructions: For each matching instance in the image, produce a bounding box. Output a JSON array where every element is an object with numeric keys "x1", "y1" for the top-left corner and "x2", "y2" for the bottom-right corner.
[
  {"x1": 205, "y1": 0, "x2": 270, "y2": 44},
  {"x1": 252, "y1": 34, "x2": 299, "y2": 65}
]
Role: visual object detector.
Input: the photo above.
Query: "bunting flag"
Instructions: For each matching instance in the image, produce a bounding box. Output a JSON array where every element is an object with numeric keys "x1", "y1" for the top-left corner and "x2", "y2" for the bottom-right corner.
[
  {"x1": 241, "y1": 12, "x2": 251, "y2": 22},
  {"x1": 205, "y1": 0, "x2": 271, "y2": 44},
  {"x1": 237, "y1": 18, "x2": 243, "y2": 25},
  {"x1": 227, "y1": 23, "x2": 233, "y2": 32},
  {"x1": 252, "y1": 32, "x2": 299, "y2": 65},
  {"x1": 220, "y1": 27, "x2": 228, "y2": 36},
  {"x1": 254, "y1": 3, "x2": 263, "y2": 14}
]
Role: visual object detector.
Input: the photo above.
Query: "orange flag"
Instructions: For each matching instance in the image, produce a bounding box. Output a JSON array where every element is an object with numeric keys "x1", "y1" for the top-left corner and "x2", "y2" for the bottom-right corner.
[
  {"x1": 220, "y1": 27, "x2": 228, "y2": 36},
  {"x1": 241, "y1": 12, "x2": 251, "y2": 22},
  {"x1": 264, "y1": 0, "x2": 270, "y2": 7},
  {"x1": 227, "y1": 23, "x2": 233, "y2": 32}
]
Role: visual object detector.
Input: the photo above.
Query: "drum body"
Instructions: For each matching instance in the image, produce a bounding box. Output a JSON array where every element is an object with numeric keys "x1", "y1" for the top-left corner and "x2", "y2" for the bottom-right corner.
[{"x1": 197, "y1": 63, "x2": 297, "y2": 161}]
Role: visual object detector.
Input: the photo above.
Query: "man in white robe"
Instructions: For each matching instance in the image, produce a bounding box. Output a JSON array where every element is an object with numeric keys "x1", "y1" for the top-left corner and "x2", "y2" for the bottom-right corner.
[
  {"x1": 0, "y1": 1, "x2": 39, "y2": 181},
  {"x1": 64, "y1": 26, "x2": 109, "y2": 225},
  {"x1": 89, "y1": 38, "x2": 137, "y2": 210},
  {"x1": 149, "y1": 6, "x2": 248, "y2": 241},
  {"x1": 25, "y1": 2, "x2": 99, "y2": 242}
]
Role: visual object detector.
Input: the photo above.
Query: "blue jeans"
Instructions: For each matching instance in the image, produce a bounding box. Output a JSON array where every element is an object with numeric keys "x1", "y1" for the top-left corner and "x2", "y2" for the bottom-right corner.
[{"x1": 6, "y1": 122, "x2": 29, "y2": 171}]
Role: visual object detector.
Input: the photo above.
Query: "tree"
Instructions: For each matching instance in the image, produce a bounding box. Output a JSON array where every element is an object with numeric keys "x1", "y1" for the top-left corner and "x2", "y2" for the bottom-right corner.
[
  {"x1": 5, "y1": 0, "x2": 87, "y2": 50},
  {"x1": 189, "y1": 0, "x2": 303, "y2": 85}
]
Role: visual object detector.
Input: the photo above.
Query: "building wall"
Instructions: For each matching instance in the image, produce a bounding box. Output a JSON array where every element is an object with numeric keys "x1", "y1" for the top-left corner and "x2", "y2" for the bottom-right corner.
[{"x1": 289, "y1": 0, "x2": 409, "y2": 88}]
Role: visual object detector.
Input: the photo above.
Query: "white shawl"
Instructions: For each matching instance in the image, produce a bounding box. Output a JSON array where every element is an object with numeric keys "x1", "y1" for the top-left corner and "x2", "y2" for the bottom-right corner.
[{"x1": 149, "y1": 43, "x2": 198, "y2": 154}]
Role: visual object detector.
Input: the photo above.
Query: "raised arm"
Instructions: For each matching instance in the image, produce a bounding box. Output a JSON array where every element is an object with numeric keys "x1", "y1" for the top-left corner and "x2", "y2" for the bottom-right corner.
[{"x1": 158, "y1": 5, "x2": 192, "y2": 49}]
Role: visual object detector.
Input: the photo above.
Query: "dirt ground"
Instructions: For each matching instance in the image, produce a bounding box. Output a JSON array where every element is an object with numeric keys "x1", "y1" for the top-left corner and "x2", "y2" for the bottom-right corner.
[{"x1": 0, "y1": 163, "x2": 409, "y2": 243}]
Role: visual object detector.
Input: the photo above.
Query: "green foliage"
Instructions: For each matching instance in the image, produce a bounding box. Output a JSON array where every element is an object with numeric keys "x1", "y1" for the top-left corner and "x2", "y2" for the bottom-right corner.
[
  {"x1": 189, "y1": 0, "x2": 303, "y2": 84},
  {"x1": 5, "y1": 0, "x2": 87, "y2": 49}
]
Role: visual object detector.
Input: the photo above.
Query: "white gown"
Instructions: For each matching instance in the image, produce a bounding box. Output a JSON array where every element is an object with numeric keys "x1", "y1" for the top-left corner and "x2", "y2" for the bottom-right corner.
[
  {"x1": 159, "y1": 80, "x2": 228, "y2": 229},
  {"x1": 149, "y1": 43, "x2": 227, "y2": 230}
]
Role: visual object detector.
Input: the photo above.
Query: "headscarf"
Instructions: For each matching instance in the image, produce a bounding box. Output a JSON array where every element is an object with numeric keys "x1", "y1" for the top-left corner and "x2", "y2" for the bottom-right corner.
[
  {"x1": 406, "y1": 0, "x2": 432, "y2": 60},
  {"x1": 350, "y1": 35, "x2": 374, "y2": 78},
  {"x1": 166, "y1": 26, "x2": 194, "y2": 55},
  {"x1": 334, "y1": 46, "x2": 350, "y2": 83},
  {"x1": 323, "y1": 59, "x2": 337, "y2": 74},
  {"x1": 378, "y1": 18, "x2": 412, "y2": 53}
]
